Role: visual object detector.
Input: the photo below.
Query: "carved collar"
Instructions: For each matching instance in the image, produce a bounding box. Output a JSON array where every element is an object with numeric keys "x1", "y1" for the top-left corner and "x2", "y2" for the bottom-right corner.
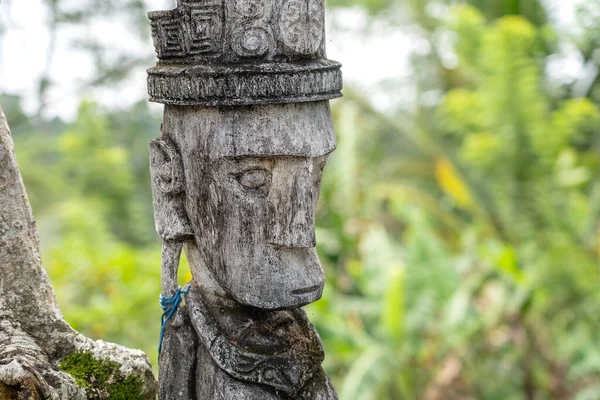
[{"x1": 185, "y1": 282, "x2": 325, "y2": 395}]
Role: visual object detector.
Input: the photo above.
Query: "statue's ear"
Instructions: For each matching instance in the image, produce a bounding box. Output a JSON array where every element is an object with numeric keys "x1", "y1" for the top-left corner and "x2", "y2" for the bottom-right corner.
[
  {"x1": 149, "y1": 138, "x2": 193, "y2": 241},
  {"x1": 149, "y1": 138, "x2": 185, "y2": 194}
]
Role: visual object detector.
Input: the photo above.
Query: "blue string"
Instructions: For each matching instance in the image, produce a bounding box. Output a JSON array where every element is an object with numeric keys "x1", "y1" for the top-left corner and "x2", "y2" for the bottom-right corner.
[{"x1": 158, "y1": 284, "x2": 190, "y2": 356}]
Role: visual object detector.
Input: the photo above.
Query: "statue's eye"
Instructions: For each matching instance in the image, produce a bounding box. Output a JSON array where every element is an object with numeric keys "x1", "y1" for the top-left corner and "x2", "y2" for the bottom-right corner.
[
  {"x1": 237, "y1": 168, "x2": 271, "y2": 189},
  {"x1": 314, "y1": 160, "x2": 327, "y2": 185}
]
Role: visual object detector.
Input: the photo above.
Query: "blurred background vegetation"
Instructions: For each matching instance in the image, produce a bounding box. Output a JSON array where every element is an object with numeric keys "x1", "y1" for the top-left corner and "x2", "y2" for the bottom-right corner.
[{"x1": 2, "y1": 0, "x2": 600, "y2": 399}]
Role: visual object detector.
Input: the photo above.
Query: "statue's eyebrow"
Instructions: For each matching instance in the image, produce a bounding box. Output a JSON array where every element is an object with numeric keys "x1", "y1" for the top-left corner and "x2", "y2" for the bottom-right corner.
[
  {"x1": 225, "y1": 155, "x2": 274, "y2": 162},
  {"x1": 220, "y1": 156, "x2": 275, "y2": 172},
  {"x1": 316, "y1": 155, "x2": 329, "y2": 168},
  {"x1": 313, "y1": 150, "x2": 334, "y2": 159}
]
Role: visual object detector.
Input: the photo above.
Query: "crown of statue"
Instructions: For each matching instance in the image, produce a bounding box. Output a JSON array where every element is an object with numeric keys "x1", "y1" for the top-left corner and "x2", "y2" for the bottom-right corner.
[{"x1": 147, "y1": 0, "x2": 343, "y2": 106}]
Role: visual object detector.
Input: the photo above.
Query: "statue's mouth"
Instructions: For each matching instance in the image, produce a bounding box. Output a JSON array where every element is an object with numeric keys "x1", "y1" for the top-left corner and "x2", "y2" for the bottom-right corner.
[{"x1": 291, "y1": 284, "x2": 322, "y2": 296}]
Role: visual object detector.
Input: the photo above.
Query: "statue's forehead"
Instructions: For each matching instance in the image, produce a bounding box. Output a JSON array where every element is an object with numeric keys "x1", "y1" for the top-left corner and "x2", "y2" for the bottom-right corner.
[{"x1": 164, "y1": 102, "x2": 336, "y2": 158}]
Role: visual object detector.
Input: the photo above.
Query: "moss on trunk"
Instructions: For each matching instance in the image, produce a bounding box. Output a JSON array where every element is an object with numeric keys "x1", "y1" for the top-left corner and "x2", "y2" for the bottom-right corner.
[{"x1": 60, "y1": 352, "x2": 145, "y2": 400}]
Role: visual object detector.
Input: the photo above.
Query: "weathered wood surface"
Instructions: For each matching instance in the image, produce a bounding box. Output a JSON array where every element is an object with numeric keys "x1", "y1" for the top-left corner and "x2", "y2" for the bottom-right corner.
[
  {"x1": 149, "y1": 1, "x2": 342, "y2": 398},
  {"x1": 0, "y1": 107, "x2": 157, "y2": 399},
  {"x1": 160, "y1": 103, "x2": 334, "y2": 310},
  {"x1": 147, "y1": 0, "x2": 342, "y2": 106},
  {"x1": 158, "y1": 307, "x2": 197, "y2": 400},
  {"x1": 186, "y1": 280, "x2": 337, "y2": 399},
  {"x1": 154, "y1": 103, "x2": 339, "y2": 399}
]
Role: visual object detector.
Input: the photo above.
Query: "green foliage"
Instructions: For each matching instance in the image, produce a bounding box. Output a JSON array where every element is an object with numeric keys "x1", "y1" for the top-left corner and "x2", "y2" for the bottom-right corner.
[
  {"x1": 60, "y1": 351, "x2": 145, "y2": 399},
  {"x1": 309, "y1": 4, "x2": 600, "y2": 399},
  {"x1": 8, "y1": 99, "x2": 164, "y2": 369}
]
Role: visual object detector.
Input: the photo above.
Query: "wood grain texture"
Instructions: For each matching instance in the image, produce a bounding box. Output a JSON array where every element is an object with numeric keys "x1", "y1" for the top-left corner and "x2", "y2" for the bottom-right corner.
[
  {"x1": 148, "y1": 2, "x2": 342, "y2": 397},
  {"x1": 149, "y1": 0, "x2": 326, "y2": 64},
  {"x1": 158, "y1": 306, "x2": 197, "y2": 400},
  {"x1": 161, "y1": 102, "x2": 334, "y2": 310},
  {"x1": 152, "y1": 101, "x2": 339, "y2": 398},
  {"x1": 186, "y1": 279, "x2": 337, "y2": 399}
]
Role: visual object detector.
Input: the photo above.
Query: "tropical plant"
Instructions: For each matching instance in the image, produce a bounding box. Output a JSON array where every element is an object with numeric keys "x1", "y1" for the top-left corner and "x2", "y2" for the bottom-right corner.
[{"x1": 307, "y1": 4, "x2": 600, "y2": 399}]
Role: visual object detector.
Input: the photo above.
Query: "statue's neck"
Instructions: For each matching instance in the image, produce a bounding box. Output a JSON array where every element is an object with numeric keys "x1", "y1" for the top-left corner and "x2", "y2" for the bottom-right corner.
[
  {"x1": 183, "y1": 240, "x2": 230, "y2": 298},
  {"x1": 184, "y1": 278, "x2": 325, "y2": 396}
]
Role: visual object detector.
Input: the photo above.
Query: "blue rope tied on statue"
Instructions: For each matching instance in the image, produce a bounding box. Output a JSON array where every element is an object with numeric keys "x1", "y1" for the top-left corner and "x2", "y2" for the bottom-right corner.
[{"x1": 158, "y1": 284, "x2": 190, "y2": 355}]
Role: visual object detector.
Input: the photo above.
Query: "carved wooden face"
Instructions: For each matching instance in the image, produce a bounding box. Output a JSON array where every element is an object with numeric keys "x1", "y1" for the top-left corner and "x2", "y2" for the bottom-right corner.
[
  {"x1": 163, "y1": 102, "x2": 336, "y2": 309},
  {"x1": 163, "y1": 102, "x2": 335, "y2": 309},
  {"x1": 199, "y1": 153, "x2": 330, "y2": 309}
]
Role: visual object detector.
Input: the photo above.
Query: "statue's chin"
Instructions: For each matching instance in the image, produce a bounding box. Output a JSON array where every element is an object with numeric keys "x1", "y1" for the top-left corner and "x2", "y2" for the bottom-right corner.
[
  {"x1": 186, "y1": 240, "x2": 326, "y2": 310},
  {"x1": 221, "y1": 247, "x2": 326, "y2": 310},
  {"x1": 232, "y1": 282, "x2": 324, "y2": 310}
]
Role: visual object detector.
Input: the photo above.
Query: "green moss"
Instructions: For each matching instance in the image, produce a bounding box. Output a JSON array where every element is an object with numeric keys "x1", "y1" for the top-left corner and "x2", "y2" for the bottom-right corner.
[{"x1": 60, "y1": 351, "x2": 145, "y2": 400}]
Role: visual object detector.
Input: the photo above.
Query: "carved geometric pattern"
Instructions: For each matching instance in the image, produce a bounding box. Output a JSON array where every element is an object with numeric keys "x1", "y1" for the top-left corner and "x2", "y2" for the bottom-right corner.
[
  {"x1": 231, "y1": 0, "x2": 270, "y2": 19},
  {"x1": 208, "y1": 330, "x2": 322, "y2": 395},
  {"x1": 152, "y1": 17, "x2": 187, "y2": 58},
  {"x1": 148, "y1": 0, "x2": 342, "y2": 105},
  {"x1": 188, "y1": 3, "x2": 224, "y2": 55},
  {"x1": 147, "y1": 60, "x2": 343, "y2": 106},
  {"x1": 279, "y1": 0, "x2": 324, "y2": 55},
  {"x1": 149, "y1": 1, "x2": 224, "y2": 60},
  {"x1": 230, "y1": 25, "x2": 274, "y2": 58},
  {"x1": 227, "y1": 344, "x2": 296, "y2": 392}
]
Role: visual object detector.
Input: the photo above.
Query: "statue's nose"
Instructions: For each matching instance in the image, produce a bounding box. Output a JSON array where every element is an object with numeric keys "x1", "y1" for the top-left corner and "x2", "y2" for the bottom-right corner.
[{"x1": 267, "y1": 158, "x2": 316, "y2": 248}]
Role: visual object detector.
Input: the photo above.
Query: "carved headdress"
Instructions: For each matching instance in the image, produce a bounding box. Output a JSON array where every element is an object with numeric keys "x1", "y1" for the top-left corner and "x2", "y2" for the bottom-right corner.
[{"x1": 148, "y1": 0, "x2": 343, "y2": 106}]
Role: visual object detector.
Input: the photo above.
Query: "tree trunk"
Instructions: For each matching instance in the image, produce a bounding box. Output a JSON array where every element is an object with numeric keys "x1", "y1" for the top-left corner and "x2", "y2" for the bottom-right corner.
[{"x1": 0, "y1": 106, "x2": 157, "y2": 400}]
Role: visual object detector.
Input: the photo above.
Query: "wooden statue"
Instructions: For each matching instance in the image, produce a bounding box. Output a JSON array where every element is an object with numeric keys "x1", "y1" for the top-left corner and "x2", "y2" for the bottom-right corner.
[{"x1": 147, "y1": 0, "x2": 343, "y2": 398}]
